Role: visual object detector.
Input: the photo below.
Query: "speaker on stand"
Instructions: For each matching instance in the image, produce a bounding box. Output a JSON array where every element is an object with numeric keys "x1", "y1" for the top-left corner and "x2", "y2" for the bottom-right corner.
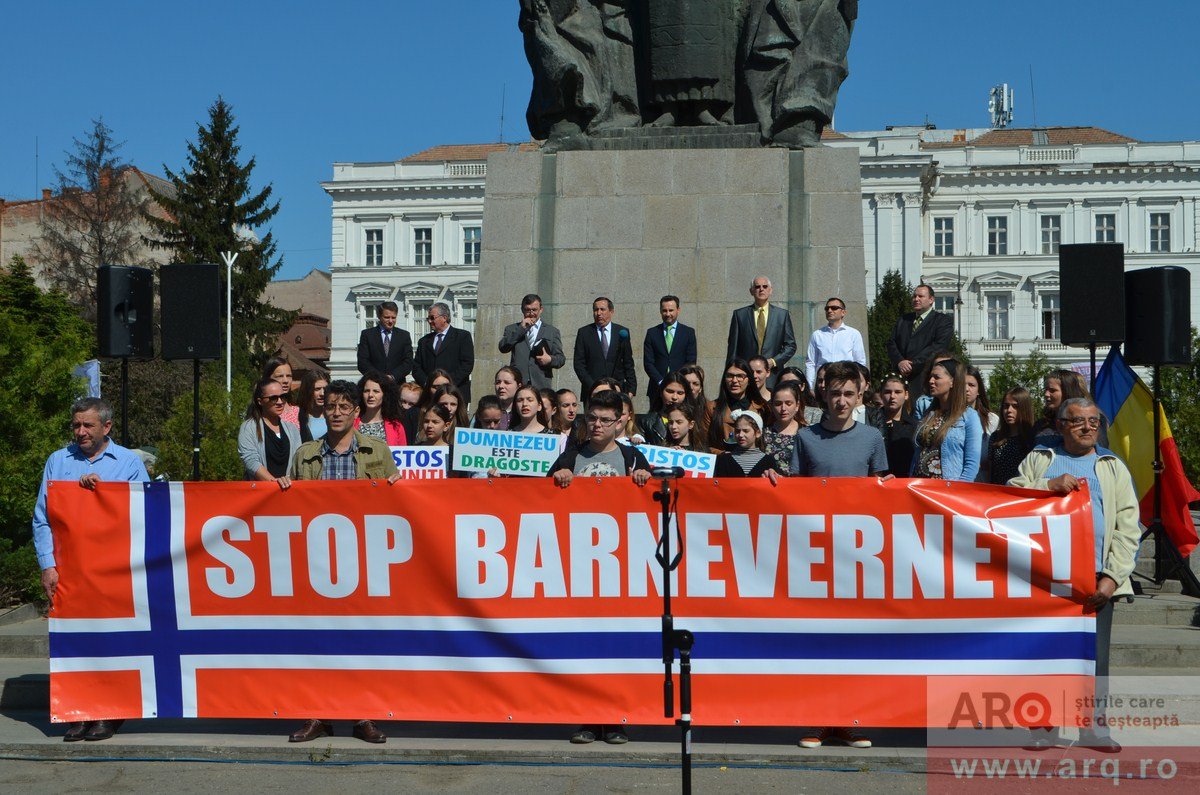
[
  {"x1": 160, "y1": 263, "x2": 222, "y2": 480},
  {"x1": 1124, "y1": 266, "x2": 1198, "y2": 597},
  {"x1": 1058, "y1": 243, "x2": 1126, "y2": 392},
  {"x1": 97, "y1": 265, "x2": 155, "y2": 446}
]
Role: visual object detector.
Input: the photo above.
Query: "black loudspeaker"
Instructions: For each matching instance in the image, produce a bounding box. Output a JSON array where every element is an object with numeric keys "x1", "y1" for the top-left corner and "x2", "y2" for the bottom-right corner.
[
  {"x1": 97, "y1": 265, "x2": 154, "y2": 359},
  {"x1": 161, "y1": 263, "x2": 222, "y2": 360},
  {"x1": 1059, "y1": 243, "x2": 1126, "y2": 345},
  {"x1": 1125, "y1": 267, "x2": 1192, "y2": 366}
]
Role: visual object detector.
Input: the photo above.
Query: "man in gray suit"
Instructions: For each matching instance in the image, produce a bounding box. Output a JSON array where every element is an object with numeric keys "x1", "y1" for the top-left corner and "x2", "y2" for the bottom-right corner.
[
  {"x1": 498, "y1": 293, "x2": 566, "y2": 388},
  {"x1": 726, "y1": 276, "x2": 797, "y2": 384}
]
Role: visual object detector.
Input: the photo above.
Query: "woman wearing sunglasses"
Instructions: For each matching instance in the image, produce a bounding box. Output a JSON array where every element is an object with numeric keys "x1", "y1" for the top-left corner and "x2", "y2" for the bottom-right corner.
[{"x1": 237, "y1": 377, "x2": 301, "y2": 488}]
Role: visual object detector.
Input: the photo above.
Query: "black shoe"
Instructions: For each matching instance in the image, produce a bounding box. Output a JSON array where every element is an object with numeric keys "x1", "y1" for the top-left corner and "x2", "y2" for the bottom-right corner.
[
  {"x1": 63, "y1": 721, "x2": 92, "y2": 742},
  {"x1": 570, "y1": 725, "x2": 598, "y2": 744},
  {"x1": 1022, "y1": 727, "x2": 1061, "y2": 751},
  {"x1": 289, "y1": 719, "x2": 333, "y2": 743},
  {"x1": 83, "y1": 719, "x2": 125, "y2": 741}
]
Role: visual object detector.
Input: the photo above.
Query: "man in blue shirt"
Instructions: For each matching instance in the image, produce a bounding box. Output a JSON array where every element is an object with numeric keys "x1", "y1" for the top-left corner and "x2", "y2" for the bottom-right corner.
[{"x1": 32, "y1": 397, "x2": 148, "y2": 742}]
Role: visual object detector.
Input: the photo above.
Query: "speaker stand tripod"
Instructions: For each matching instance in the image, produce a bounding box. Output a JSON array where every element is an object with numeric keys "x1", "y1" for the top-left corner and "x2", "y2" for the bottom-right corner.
[
  {"x1": 190, "y1": 359, "x2": 202, "y2": 481},
  {"x1": 1139, "y1": 366, "x2": 1200, "y2": 597},
  {"x1": 120, "y1": 358, "x2": 131, "y2": 447}
]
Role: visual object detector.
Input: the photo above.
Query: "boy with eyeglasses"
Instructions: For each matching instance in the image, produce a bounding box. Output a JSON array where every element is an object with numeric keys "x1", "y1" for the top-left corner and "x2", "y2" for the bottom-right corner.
[{"x1": 546, "y1": 388, "x2": 650, "y2": 744}]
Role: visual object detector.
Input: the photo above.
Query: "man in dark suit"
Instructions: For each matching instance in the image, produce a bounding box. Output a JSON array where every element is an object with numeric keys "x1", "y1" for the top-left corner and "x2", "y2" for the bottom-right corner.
[
  {"x1": 887, "y1": 284, "x2": 954, "y2": 383},
  {"x1": 643, "y1": 294, "x2": 697, "y2": 406},
  {"x1": 726, "y1": 276, "x2": 797, "y2": 385},
  {"x1": 356, "y1": 301, "x2": 413, "y2": 383},
  {"x1": 498, "y1": 293, "x2": 566, "y2": 389},
  {"x1": 573, "y1": 297, "x2": 637, "y2": 396},
  {"x1": 413, "y1": 301, "x2": 475, "y2": 402}
]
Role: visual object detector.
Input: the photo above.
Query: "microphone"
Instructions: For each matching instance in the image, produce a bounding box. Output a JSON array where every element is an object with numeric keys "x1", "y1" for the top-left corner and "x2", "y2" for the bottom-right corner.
[{"x1": 651, "y1": 467, "x2": 685, "y2": 481}]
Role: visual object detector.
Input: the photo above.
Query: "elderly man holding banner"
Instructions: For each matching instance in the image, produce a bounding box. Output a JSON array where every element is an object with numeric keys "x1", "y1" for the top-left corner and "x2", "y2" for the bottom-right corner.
[{"x1": 1009, "y1": 397, "x2": 1139, "y2": 753}]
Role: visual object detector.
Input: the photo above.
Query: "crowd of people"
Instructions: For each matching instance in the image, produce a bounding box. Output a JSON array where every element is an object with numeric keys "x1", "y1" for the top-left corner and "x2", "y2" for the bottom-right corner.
[{"x1": 33, "y1": 279, "x2": 1139, "y2": 752}]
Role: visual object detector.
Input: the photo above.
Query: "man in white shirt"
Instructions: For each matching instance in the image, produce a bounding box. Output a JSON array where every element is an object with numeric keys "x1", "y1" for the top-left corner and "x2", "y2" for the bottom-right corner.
[{"x1": 804, "y1": 296, "x2": 865, "y2": 390}]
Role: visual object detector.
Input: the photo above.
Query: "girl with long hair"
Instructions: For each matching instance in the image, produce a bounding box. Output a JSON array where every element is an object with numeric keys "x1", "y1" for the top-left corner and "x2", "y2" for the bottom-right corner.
[
  {"x1": 911, "y1": 358, "x2": 982, "y2": 481},
  {"x1": 296, "y1": 369, "x2": 329, "y2": 443},
  {"x1": 263, "y1": 356, "x2": 300, "y2": 427},
  {"x1": 354, "y1": 371, "x2": 407, "y2": 446},
  {"x1": 989, "y1": 387, "x2": 1036, "y2": 485},
  {"x1": 237, "y1": 377, "x2": 301, "y2": 487},
  {"x1": 707, "y1": 358, "x2": 766, "y2": 451},
  {"x1": 764, "y1": 381, "x2": 804, "y2": 476}
]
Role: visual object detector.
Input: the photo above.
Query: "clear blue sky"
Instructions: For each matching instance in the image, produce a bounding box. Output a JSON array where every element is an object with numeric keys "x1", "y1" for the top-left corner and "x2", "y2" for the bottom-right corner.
[{"x1": 3, "y1": 1, "x2": 1197, "y2": 280}]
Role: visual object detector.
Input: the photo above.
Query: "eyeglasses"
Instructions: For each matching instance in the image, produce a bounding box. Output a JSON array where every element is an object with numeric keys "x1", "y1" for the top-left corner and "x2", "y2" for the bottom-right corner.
[
  {"x1": 724, "y1": 373, "x2": 749, "y2": 380},
  {"x1": 752, "y1": 284, "x2": 770, "y2": 290},
  {"x1": 261, "y1": 395, "x2": 286, "y2": 403},
  {"x1": 825, "y1": 305, "x2": 845, "y2": 312},
  {"x1": 584, "y1": 415, "x2": 619, "y2": 427},
  {"x1": 1061, "y1": 417, "x2": 1102, "y2": 429},
  {"x1": 326, "y1": 403, "x2": 357, "y2": 416}
]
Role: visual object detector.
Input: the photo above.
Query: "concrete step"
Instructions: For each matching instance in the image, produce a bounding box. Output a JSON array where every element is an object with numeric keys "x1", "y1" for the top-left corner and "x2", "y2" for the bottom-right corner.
[
  {"x1": 1115, "y1": 593, "x2": 1200, "y2": 626},
  {"x1": 0, "y1": 658, "x2": 47, "y2": 711},
  {"x1": 0, "y1": 619, "x2": 47, "y2": 658},
  {"x1": 1111, "y1": 623, "x2": 1200, "y2": 668}
]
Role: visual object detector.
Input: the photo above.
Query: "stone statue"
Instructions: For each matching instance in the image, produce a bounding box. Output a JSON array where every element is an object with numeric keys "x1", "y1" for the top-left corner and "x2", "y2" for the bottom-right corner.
[
  {"x1": 740, "y1": 0, "x2": 857, "y2": 147},
  {"x1": 645, "y1": 1, "x2": 746, "y2": 127},
  {"x1": 519, "y1": 0, "x2": 640, "y2": 151},
  {"x1": 519, "y1": 0, "x2": 856, "y2": 149}
]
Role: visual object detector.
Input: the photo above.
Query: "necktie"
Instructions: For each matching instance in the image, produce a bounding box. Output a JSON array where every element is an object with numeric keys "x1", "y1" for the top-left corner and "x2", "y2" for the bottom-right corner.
[
  {"x1": 665, "y1": 325, "x2": 674, "y2": 354},
  {"x1": 755, "y1": 307, "x2": 767, "y2": 354},
  {"x1": 434, "y1": 332, "x2": 444, "y2": 353},
  {"x1": 912, "y1": 314, "x2": 924, "y2": 333},
  {"x1": 382, "y1": 329, "x2": 391, "y2": 357},
  {"x1": 600, "y1": 325, "x2": 609, "y2": 358},
  {"x1": 527, "y1": 325, "x2": 537, "y2": 349}
]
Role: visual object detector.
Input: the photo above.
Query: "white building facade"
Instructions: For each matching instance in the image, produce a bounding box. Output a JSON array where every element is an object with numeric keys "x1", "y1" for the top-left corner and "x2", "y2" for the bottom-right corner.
[
  {"x1": 324, "y1": 130, "x2": 1200, "y2": 380},
  {"x1": 829, "y1": 126, "x2": 1200, "y2": 371}
]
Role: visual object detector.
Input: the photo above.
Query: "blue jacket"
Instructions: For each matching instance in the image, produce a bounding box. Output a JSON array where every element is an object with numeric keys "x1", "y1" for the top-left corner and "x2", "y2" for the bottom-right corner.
[{"x1": 910, "y1": 404, "x2": 982, "y2": 482}]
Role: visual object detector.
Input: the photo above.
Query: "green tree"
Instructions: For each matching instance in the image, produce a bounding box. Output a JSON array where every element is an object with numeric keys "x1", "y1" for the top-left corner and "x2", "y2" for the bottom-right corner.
[
  {"x1": 867, "y1": 270, "x2": 912, "y2": 384},
  {"x1": 144, "y1": 97, "x2": 293, "y2": 379},
  {"x1": 0, "y1": 256, "x2": 91, "y2": 544},
  {"x1": 32, "y1": 118, "x2": 152, "y2": 319},
  {"x1": 987, "y1": 350, "x2": 1050, "y2": 415},
  {"x1": 0, "y1": 254, "x2": 92, "y2": 603},
  {"x1": 155, "y1": 366, "x2": 252, "y2": 482},
  {"x1": 1159, "y1": 328, "x2": 1200, "y2": 484}
]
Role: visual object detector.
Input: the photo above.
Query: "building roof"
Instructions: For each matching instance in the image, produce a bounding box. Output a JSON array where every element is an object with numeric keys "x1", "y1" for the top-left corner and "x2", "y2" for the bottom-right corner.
[
  {"x1": 922, "y1": 126, "x2": 1137, "y2": 149},
  {"x1": 401, "y1": 142, "x2": 541, "y2": 163}
]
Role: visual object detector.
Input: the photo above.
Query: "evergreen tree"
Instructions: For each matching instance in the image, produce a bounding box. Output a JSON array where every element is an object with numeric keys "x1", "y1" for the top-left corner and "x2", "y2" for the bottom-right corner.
[
  {"x1": 144, "y1": 97, "x2": 293, "y2": 378},
  {"x1": 33, "y1": 118, "x2": 151, "y2": 318},
  {"x1": 866, "y1": 270, "x2": 913, "y2": 384}
]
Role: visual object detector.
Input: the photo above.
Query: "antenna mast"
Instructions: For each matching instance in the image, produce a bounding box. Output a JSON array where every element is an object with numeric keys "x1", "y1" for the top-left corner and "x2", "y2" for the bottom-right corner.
[{"x1": 499, "y1": 84, "x2": 507, "y2": 144}]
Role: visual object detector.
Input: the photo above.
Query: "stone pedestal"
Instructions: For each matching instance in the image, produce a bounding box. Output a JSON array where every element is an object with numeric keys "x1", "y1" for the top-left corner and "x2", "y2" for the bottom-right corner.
[{"x1": 476, "y1": 147, "x2": 867, "y2": 408}]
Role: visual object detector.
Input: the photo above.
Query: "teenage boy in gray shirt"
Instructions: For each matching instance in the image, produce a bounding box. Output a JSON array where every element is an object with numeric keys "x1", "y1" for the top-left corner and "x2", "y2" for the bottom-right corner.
[{"x1": 792, "y1": 360, "x2": 890, "y2": 478}]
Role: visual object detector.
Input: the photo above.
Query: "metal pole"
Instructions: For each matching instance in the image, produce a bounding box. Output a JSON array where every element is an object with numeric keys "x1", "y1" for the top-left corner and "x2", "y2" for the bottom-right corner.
[
  {"x1": 221, "y1": 251, "x2": 238, "y2": 394},
  {"x1": 192, "y1": 358, "x2": 202, "y2": 481},
  {"x1": 120, "y1": 358, "x2": 130, "y2": 447}
]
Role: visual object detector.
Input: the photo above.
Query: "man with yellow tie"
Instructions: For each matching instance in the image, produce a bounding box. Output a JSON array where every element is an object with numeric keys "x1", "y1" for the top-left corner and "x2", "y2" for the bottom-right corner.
[{"x1": 726, "y1": 276, "x2": 797, "y2": 387}]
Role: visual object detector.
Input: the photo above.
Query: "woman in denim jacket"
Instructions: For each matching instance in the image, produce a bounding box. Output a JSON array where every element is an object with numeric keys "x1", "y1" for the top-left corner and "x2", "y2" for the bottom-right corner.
[{"x1": 910, "y1": 358, "x2": 981, "y2": 481}]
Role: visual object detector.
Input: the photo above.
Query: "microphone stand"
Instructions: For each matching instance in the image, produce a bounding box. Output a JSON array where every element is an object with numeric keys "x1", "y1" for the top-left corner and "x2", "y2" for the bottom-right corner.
[{"x1": 652, "y1": 467, "x2": 693, "y2": 794}]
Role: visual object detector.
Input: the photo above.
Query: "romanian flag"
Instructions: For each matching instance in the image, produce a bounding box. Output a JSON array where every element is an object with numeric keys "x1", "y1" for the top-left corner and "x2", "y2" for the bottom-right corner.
[{"x1": 1094, "y1": 346, "x2": 1199, "y2": 558}]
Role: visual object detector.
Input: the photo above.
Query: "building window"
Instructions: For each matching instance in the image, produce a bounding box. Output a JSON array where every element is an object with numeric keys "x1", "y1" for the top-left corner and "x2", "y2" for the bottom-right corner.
[
  {"x1": 1040, "y1": 292, "x2": 1061, "y2": 339},
  {"x1": 408, "y1": 300, "x2": 433, "y2": 339},
  {"x1": 364, "y1": 229, "x2": 383, "y2": 267},
  {"x1": 986, "y1": 216, "x2": 1008, "y2": 256},
  {"x1": 933, "y1": 294, "x2": 956, "y2": 324},
  {"x1": 1095, "y1": 213, "x2": 1116, "y2": 243},
  {"x1": 986, "y1": 294, "x2": 1010, "y2": 340},
  {"x1": 1040, "y1": 215, "x2": 1061, "y2": 254},
  {"x1": 1150, "y1": 212, "x2": 1171, "y2": 253},
  {"x1": 361, "y1": 302, "x2": 382, "y2": 330},
  {"x1": 463, "y1": 226, "x2": 482, "y2": 265},
  {"x1": 459, "y1": 300, "x2": 478, "y2": 333},
  {"x1": 414, "y1": 228, "x2": 433, "y2": 266},
  {"x1": 933, "y1": 217, "x2": 954, "y2": 256}
]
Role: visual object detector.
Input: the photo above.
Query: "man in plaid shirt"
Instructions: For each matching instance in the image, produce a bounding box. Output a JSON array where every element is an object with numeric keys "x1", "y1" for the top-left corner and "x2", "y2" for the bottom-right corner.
[{"x1": 287, "y1": 379, "x2": 399, "y2": 744}]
